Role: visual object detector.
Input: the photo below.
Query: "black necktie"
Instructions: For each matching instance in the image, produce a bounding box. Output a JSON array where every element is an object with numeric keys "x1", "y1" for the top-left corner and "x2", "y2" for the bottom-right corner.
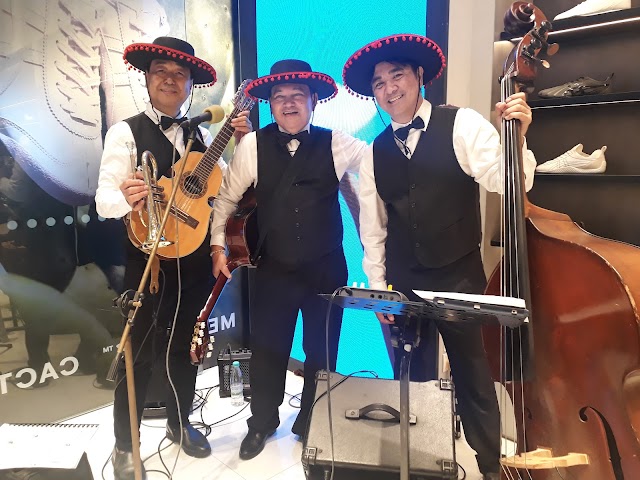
[
  {"x1": 394, "y1": 116, "x2": 425, "y2": 142},
  {"x1": 277, "y1": 130, "x2": 309, "y2": 147},
  {"x1": 159, "y1": 115, "x2": 187, "y2": 130}
]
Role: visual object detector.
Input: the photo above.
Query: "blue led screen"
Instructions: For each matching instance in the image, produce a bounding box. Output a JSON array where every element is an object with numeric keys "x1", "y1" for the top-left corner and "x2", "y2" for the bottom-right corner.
[{"x1": 255, "y1": 0, "x2": 428, "y2": 378}]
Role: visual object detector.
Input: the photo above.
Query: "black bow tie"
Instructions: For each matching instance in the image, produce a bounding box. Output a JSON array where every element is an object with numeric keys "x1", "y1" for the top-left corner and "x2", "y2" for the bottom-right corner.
[
  {"x1": 277, "y1": 130, "x2": 309, "y2": 147},
  {"x1": 394, "y1": 116, "x2": 425, "y2": 142},
  {"x1": 159, "y1": 115, "x2": 187, "y2": 130}
]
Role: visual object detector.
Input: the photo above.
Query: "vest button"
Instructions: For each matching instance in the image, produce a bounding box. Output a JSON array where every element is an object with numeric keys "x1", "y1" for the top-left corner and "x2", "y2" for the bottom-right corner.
[
  {"x1": 410, "y1": 183, "x2": 416, "y2": 189},
  {"x1": 294, "y1": 208, "x2": 299, "y2": 213},
  {"x1": 411, "y1": 202, "x2": 416, "y2": 208},
  {"x1": 415, "y1": 242, "x2": 420, "y2": 248},
  {"x1": 413, "y1": 224, "x2": 418, "y2": 229},
  {"x1": 297, "y1": 236, "x2": 301, "y2": 241},
  {"x1": 296, "y1": 222, "x2": 300, "y2": 227}
]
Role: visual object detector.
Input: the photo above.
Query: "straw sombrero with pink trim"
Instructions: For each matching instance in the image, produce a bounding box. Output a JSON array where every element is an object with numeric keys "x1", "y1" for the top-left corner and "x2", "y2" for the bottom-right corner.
[
  {"x1": 343, "y1": 34, "x2": 446, "y2": 98},
  {"x1": 245, "y1": 59, "x2": 338, "y2": 103},
  {"x1": 123, "y1": 36, "x2": 217, "y2": 87}
]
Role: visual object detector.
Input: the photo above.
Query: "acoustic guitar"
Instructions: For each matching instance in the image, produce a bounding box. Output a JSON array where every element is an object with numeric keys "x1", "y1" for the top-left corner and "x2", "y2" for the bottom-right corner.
[
  {"x1": 126, "y1": 79, "x2": 255, "y2": 259},
  {"x1": 190, "y1": 189, "x2": 257, "y2": 365}
]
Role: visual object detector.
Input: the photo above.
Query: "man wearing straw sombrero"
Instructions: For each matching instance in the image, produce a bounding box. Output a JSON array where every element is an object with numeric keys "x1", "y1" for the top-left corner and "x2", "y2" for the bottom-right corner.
[
  {"x1": 96, "y1": 36, "x2": 251, "y2": 479},
  {"x1": 343, "y1": 34, "x2": 537, "y2": 480},
  {"x1": 210, "y1": 59, "x2": 367, "y2": 460}
]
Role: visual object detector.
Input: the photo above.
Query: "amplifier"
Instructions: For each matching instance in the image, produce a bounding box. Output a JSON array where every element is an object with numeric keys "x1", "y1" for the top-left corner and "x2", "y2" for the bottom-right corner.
[
  {"x1": 217, "y1": 348, "x2": 251, "y2": 398},
  {"x1": 303, "y1": 372, "x2": 457, "y2": 479}
]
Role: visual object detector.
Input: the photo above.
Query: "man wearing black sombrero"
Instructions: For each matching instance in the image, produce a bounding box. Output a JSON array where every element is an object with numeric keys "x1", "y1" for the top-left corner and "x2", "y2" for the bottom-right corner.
[
  {"x1": 210, "y1": 59, "x2": 367, "y2": 460},
  {"x1": 95, "y1": 36, "x2": 251, "y2": 479},
  {"x1": 343, "y1": 34, "x2": 537, "y2": 480}
]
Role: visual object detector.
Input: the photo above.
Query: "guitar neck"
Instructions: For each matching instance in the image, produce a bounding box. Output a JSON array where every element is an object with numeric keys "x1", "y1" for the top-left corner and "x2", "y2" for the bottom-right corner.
[
  {"x1": 197, "y1": 273, "x2": 229, "y2": 323},
  {"x1": 192, "y1": 104, "x2": 243, "y2": 179}
]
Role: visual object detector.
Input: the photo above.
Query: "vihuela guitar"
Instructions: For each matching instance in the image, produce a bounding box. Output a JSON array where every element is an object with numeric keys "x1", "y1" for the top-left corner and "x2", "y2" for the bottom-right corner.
[
  {"x1": 190, "y1": 189, "x2": 257, "y2": 365},
  {"x1": 125, "y1": 79, "x2": 255, "y2": 259}
]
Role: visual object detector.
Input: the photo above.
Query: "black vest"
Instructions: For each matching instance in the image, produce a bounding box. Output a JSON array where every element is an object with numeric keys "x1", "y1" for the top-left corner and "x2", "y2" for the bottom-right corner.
[
  {"x1": 123, "y1": 112, "x2": 209, "y2": 261},
  {"x1": 255, "y1": 123, "x2": 341, "y2": 267},
  {"x1": 373, "y1": 106, "x2": 481, "y2": 270},
  {"x1": 124, "y1": 112, "x2": 207, "y2": 176}
]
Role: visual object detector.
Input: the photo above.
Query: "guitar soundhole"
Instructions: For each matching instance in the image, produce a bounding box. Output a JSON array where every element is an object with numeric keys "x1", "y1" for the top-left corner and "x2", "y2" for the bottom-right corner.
[{"x1": 181, "y1": 172, "x2": 205, "y2": 198}]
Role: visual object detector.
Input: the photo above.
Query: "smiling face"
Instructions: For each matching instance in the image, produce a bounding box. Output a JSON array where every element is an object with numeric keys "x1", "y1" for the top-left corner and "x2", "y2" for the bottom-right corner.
[
  {"x1": 145, "y1": 59, "x2": 193, "y2": 116},
  {"x1": 371, "y1": 61, "x2": 424, "y2": 124},
  {"x1": 269, "y1": 83, "x2": 317, "y2": 134}
]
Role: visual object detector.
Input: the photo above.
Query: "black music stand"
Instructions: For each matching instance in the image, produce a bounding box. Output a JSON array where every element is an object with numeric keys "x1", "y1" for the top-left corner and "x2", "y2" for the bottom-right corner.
[{"x1": 320, "y1": 287, "x2": 528, "y2": 480}]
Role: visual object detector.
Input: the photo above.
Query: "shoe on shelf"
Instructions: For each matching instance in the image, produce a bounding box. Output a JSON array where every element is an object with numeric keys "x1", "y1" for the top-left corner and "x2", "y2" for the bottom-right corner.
[
  {"x1": 112, "y1": 447, "x2": 147, "y2": 480},
  {"x1": 239, "y1": 428, "x2": 277, "y2": 460},
  {"x1": 554, "y1": 0, "x2": 631, "y2": 20},
  {"x1": 538, "y1": 74, "x2": 613, "y2": 98},
  {"x1": 536, "y1": 144, "x2": 607, "y2": 174},
  {"x1": 166, "y1": 422, "x2": 212, "y2": 458}
]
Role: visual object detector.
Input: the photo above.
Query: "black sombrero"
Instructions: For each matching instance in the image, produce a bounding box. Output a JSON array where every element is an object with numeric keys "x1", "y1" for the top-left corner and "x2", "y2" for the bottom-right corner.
[
  {"x1": 123, "y1": 36, "x2": 217, "y2": 87},
  {"x1": 342, "y1": 34, "x2": 446, "y2": 98},
  {"x1": 245, "y1": 59, "x2": 338, "y2": 103}
]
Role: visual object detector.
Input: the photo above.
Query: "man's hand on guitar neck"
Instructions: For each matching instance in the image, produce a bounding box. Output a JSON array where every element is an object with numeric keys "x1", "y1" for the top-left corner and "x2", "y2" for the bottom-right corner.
[
  {"x1": 231, "y1": 109, "x2": 252, "y2": 143},
  {"x1": 211, "y1": 244, "x2": 232, "y2": 279}
]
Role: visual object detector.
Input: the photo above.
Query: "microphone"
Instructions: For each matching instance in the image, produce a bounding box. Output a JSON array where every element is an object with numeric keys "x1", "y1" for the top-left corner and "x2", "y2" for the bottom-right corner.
[{"x1": 180, "y1": 105, "x2": 225, "y2": 129}]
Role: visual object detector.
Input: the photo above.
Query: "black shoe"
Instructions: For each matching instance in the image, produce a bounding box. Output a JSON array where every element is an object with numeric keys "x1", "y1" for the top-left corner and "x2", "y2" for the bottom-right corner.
[
  {"x1": 538, "y1": 74, "x2": 613, "y2": 98},
  {"x1": 239, "y1": 428, "x2": 276, "y2": 460},
  {"x1": 483, "y1": 473, "x2": 501, "y2": 480},
  {"x1": 166, "y1": 422, "x2": 211, "y2": 458},
  {"x1": 112, "y1": 447, "x2": 147, "y2": 480}
]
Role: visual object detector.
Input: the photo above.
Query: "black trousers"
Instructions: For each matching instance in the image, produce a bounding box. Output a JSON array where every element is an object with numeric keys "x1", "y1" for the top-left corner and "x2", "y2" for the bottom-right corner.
[
  {"x1": 246, "y1": 248, "x2": 347, "y2": 437},
  {"x1": 113, "y1": 244, "x2": 213, "y2": 450},
  {"x1": 387, "y1": 249, "x2": 500, "y2": 475}
]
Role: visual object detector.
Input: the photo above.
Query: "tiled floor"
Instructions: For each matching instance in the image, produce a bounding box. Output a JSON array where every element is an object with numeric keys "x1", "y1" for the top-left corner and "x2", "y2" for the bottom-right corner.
[{"x1": 72, "y1": 368, "x2": 486, "y2": 480}]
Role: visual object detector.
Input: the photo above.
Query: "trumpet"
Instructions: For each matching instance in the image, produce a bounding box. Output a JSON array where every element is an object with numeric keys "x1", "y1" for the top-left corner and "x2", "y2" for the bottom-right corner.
[{"x1": 136, "y1": 150, "x2": 172, "y2": 252}]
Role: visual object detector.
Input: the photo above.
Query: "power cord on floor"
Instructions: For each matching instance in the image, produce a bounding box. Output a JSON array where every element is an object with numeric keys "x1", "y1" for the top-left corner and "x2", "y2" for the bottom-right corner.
[{"x1": 285, "y1": 391, "x2": 302, "y2": 408}]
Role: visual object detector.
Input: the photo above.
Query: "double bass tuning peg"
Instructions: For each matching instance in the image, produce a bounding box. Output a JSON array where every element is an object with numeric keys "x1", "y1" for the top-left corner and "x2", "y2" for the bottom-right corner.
[{"x1": 531, "y1": 21, "x2": 560, "y2": 56}]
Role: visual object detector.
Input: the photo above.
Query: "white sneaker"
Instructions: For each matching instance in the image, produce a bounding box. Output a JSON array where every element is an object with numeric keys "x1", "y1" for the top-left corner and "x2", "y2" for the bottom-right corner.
[
  {"x1": 536, "y1": 144, "x2": 607, "y2": 174},
  {"x1": 554, "y1": 0, "x2": 631, "y2": 20}
]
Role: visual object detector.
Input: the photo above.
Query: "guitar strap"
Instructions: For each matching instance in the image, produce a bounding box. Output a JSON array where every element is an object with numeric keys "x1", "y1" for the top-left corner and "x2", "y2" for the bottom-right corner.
[{"x1": 250, "y1": 131, "x2": 316, "y2": 265}]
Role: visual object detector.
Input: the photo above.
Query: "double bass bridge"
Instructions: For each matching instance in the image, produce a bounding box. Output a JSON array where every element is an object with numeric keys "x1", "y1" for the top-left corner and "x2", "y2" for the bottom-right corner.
[{"x1": 501, "y1": 448, "x2": 589, "y2": 470}]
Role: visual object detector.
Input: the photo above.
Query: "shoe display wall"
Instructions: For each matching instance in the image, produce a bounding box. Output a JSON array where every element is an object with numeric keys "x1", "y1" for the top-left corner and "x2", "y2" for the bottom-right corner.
[{"x1": 494, "y1": 1, "x2": 640, "y2": 249}]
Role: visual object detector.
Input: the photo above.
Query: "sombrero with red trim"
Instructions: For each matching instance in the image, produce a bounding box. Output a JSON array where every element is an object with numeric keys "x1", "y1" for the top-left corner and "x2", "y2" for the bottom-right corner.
[
  {"x1": 123, "y1": 36, "x2": 217, "y2": 87},
  {"x1": 342, "y1": 34, "x2": 446, "y2": 98},
  {"x1": 245, "y1": 59, "x2": 338, "y2": 103}
]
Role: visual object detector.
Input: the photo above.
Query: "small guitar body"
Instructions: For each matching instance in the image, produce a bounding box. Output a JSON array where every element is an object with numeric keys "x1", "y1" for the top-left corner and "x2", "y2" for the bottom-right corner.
[
  {"x1": 190, "y1": 189, "x2": 257, "y2": 365},
  {"x1": 126, "y1": 79, "x2": 255, "y2": 259},
  {"x1": 126, "y1": 154, "x2": 224, "y2": 259}
]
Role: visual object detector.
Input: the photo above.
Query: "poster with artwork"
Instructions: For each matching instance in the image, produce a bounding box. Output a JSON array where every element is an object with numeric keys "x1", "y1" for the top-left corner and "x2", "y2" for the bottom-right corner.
[{"x1": 0, "y1": 0, "x2": 237, "y2": 423}]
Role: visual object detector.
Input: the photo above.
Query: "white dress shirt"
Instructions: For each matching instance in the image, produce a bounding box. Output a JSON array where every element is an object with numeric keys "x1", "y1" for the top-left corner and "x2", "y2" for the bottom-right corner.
[
  {"x1": 210, "y1": 125, "x2": 367, "y2": 247},
  {"x1": 359, "y1": 98, "x2": 537, "y2": 289},
  {"x1": 95, "y1": 102, "x2": 219, "y2": 239}
]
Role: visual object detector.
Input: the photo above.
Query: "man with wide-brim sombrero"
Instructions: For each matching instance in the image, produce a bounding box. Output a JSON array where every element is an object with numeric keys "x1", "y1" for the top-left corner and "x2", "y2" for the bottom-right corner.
[
  {"x1": 343, "y1": 34, "x2": 537, "y2": 480},
  {"x1": 95, "y1": 36, "x2": 251, "y2": 479},
  {"x1": 209, "y1": 59, "x2": 367, "y2": 460}
]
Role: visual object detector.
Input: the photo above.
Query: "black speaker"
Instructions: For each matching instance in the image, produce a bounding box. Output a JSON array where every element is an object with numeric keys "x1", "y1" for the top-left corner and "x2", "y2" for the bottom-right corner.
[
  {"x1": 303, "y1": 372, "x2": 457, "y2": 479},
  {"x1": 217, "y1": 348, "x2": 251, "y2": 398}
]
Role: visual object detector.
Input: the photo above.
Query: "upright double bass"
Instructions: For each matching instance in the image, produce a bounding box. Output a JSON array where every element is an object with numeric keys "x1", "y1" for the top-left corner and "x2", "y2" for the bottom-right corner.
[{"x1": 484, "y1": 3, "x2": 640, "y2": 479}]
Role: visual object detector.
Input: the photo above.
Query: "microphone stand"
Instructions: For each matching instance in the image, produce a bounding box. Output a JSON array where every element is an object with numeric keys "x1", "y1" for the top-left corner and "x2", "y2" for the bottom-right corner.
[{"x1": 106, "y1": 127, "x2": 200, "y2": 480}]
